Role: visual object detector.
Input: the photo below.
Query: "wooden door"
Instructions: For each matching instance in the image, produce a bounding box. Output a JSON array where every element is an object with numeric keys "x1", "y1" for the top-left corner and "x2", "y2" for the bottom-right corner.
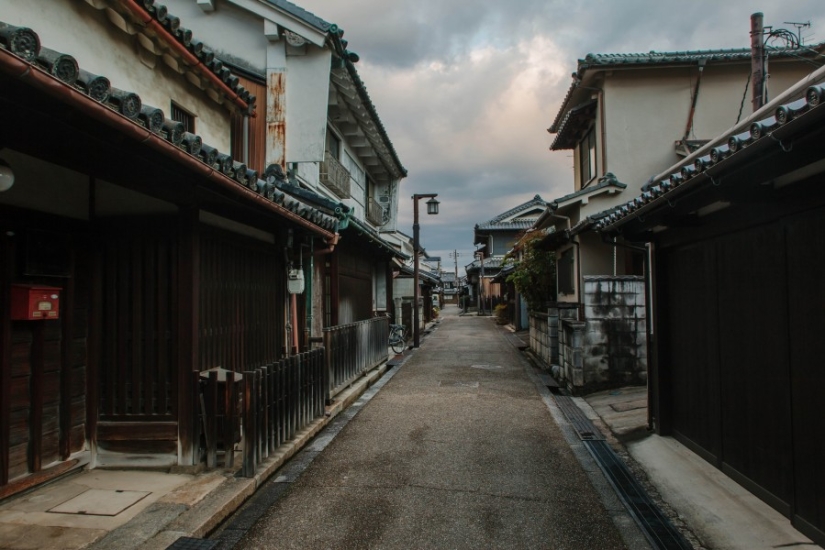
[{"x1": 97, "y1": 228, "x2": 178, "y2": 452}]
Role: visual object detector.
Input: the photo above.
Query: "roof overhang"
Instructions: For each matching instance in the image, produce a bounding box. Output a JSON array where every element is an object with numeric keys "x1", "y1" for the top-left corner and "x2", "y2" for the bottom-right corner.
[
  {"x1": 597, "y1": 68, "x2": 825, "y2": 241},
  {"x1": 0, "y1": 33, "x2": 337, "y2": 241}
]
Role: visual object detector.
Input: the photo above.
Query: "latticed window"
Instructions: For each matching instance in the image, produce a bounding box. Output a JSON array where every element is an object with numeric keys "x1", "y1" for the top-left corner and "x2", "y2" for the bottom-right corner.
[{"x1": 171, "y1": 102, "x2": 196, "y2": 133}]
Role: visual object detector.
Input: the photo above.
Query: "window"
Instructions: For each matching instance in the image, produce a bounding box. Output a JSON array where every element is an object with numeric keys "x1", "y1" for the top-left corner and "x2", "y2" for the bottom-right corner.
[
  {"x1": 326, "y1": 127, "x2": 340, "y2": 158},
  {"x1": 578, "y1": 126, "x2": 596, "y2": 187},
  {"x1": 558, "y1": 247, "x2": 575, "y2": 296},
  {"x1": 171, "y1": 102, "x2": 196, "y2": 133}
]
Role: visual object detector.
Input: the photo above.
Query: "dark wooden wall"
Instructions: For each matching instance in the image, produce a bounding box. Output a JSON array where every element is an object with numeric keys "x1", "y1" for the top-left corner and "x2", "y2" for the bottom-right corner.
[
  {"x1": 231, "y1": 76, "x2": 268, "y2": 174},
  {"x1": 0, "y1": 212, "x2": 89, "y2": 489},
  {"x1": 656, "y1": 206, "x2": 825, "y2": 542},
  {"x1": 199, "y1": 229, "x2": 285, "y2": 372},
  {"x1": 337, "y1": 245, "x2": 376, "y2": 324}
]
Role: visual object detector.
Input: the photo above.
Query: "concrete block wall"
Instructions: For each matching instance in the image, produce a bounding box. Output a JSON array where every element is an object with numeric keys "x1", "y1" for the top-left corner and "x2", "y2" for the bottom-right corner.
[
  {"x1": 529, "y1": 305, "x2": 579, "y2": 378},
  {"x1": 529, "y1": 312, "x2": 552, "y2": 366},
  {"x1": 581, "y1": 276, "x2": 647, "y2": 391}
]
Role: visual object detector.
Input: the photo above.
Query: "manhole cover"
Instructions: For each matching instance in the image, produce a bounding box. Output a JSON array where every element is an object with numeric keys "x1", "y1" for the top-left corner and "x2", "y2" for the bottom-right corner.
[{"x1": 48, "y1": 489, "x2": 151, "y2": 516}]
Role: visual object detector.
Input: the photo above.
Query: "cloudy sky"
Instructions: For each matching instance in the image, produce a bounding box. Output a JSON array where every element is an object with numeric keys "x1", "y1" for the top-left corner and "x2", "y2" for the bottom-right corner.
[{"x1": 296, "y1": 1, "x2": 823, "y2": 274}]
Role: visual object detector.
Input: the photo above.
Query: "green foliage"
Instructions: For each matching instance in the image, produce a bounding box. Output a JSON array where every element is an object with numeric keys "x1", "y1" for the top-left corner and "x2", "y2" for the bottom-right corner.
[
  {"x1": 504, "y1": 233, "x2": 556, "y2": 311},
  {"x1": 493, "y1": 303, "x2": 508, "y2": 325}
]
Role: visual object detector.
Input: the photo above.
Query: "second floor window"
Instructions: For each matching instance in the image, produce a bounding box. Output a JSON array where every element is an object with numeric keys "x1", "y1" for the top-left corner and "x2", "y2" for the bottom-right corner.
[
  {"x1": 326, "y1": 127, "x2": 340, "y2": 159},
  {"x1": 579, "y1": 126, "x2": 596, "y2": 187},
  {"x1": 171, "y1": 102, "x2": 196, "y2": 133}
]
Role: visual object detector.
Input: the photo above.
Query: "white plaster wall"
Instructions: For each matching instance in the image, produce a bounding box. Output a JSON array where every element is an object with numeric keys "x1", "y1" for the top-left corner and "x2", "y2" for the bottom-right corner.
[
  {"x1": 602, "y1": 61, "x2": 818, "y2": 197},
  {"x1": 3, "y1": 0, "x2": 231, "y2": 152},
  {"x1": 162, "y1": 0, "x2": 269, "y2": 73},
  {"x1": 286, "y1": 48, "x2": 332, "y2": 163}
]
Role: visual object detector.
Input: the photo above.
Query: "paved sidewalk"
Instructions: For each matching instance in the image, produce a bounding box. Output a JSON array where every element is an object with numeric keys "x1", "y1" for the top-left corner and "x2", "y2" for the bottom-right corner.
[
  {"x1": 0, "y1": 358, "x2": 396, "y2": 550},
  {"x1": 580, "y1": 387, "x2": 818, "y2": 550}
]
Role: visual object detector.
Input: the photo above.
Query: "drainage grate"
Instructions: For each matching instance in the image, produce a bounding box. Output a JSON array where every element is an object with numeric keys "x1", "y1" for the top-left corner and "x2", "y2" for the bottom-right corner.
[
  {"x1": 585, "y1": 440, "x2": 693, "y2": 550},
  {"x1": 167, "y1": 537, "x2": 219, "y2": 550},
  {"x1": 553, "y1": 395, "x2": 605, "y2": 440}
]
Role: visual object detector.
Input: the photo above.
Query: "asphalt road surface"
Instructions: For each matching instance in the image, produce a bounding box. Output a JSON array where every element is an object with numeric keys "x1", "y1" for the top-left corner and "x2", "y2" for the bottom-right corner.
[{"x1": 234, "y1": 308, "x2": 630, "y2": 549}]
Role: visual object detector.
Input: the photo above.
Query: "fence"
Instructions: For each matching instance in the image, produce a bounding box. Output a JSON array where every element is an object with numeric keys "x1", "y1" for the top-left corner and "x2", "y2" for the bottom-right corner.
[
  {"x1": 323, "y1": 316, "x2": 389, "y2": 402},
  {"x1": 195, "y1": 348, "x2": 326, "y2": 477}
]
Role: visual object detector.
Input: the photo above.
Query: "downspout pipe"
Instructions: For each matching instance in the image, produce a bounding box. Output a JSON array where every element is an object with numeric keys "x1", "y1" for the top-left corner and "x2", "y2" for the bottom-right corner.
[
  {"x1": 118, "y1": 0, "x2": 250, "y2": 113},
  {"x1": 304, "y1": 239, "x2": 313, "y2": 348},
  {"x1": 0, "y1": 48, "x2": 334, "y2": 240}
]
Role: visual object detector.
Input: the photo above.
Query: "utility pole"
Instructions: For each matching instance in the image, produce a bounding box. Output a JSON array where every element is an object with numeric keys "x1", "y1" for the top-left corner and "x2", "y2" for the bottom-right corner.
[
  {"x1": 475, "y1": 251, "x2": 486, "y2": 315},
  {"x1": 449, "y1": 250, "x2": 460, "y2": 294},
  {"x1": 751, "y1": 12, "x2": 765, "y2": 112}
]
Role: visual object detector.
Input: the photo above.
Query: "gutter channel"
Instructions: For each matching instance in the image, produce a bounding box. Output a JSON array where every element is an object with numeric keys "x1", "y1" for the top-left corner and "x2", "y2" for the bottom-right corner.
[{"x1": 553, "y1": 395, "x2": 693, "y2": 550}]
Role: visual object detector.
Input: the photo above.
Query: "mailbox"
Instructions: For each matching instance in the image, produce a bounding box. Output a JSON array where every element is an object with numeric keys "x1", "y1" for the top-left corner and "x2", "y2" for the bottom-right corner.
[{"x1": 10, "y1": 284, "x2": 62, "y2": 320}]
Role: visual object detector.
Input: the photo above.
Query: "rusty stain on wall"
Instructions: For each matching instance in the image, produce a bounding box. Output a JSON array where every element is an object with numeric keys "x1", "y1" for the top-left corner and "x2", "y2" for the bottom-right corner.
[{"x1": 266, "y1": 70, "x2": 286, "y2": 169}]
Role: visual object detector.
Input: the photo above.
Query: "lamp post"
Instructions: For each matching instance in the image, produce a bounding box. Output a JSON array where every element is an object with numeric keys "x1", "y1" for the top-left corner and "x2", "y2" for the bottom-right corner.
[{"x1": 413, "y1": 193, "x2": 439, "y2": 348}]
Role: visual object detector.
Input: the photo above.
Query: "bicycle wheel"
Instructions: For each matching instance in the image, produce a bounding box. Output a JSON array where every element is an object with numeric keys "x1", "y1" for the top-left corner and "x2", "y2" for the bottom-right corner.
[{"x1": 391, "y1": 332, "x2": 406, "y2": 353}]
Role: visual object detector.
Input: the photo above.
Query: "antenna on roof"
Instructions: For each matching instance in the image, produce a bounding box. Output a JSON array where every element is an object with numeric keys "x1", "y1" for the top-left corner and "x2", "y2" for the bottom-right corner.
[{"x1": 783, "y1": 21, "x2": 812, "y2": 46}]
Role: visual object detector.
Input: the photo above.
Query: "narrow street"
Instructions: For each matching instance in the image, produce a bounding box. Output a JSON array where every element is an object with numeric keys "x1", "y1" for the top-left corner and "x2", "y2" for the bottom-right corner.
[{"x1": 224, "y1": 306, "x2": 640, "y2": 549}]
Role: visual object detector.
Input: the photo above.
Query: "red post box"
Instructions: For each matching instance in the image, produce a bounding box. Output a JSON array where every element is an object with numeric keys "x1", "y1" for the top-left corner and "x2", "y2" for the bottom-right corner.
[{"x1": 10, "y1": 284, "x2": 62, "y2": 320}]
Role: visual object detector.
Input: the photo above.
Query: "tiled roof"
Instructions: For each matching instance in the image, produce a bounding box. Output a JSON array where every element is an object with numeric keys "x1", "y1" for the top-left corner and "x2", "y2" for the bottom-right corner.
[
  {"x1": 580, "y1": 46, "x2": 807, "y2": 70},
  {"x1": 262, "y1": 0, "x2": 332, "y2": 32},
  {"x1": 550, "y1": 99, "x2": 596, "y2": 150},
  {"x1": 475, "y1": 195, "x2": 547, "y2": 231},
  {"x1": 549, "y1": 43, "x2": 825, "y2": 134},
  {"x1": 0, "y1": 20, "x2": 338, "y2": 233},
  {"x1": 550, "y1": 172, "x2": 627, "y2": 210},
  {"x1": 101, "y1": 0, "x2": 256, "y2": 114},
  {"x1": 346, "y1": 216, "x2": 410, "y2": 260},
  {"x1": 465, "y1": 256, "x2": 505, "y2": 272},
  {"x1": 595, "y1": 81, "x2": 825, "y2": 232},
  {"x1": 397, "y1": 264, "x2": 440, "y2": 283}
]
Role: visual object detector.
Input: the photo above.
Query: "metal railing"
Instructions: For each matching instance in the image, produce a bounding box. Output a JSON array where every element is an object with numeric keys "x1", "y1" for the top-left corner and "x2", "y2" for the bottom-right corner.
[
  {"x1": 320, "y1": 151, "x2": 351, "y2": 199},
  {"x1": 195, "y1": 348, "x2": 326, "y2": 477},
  {"x1": 323, "y1": 316, "x2": 389, "y2": 402},
  {"x1": 366, "y1": 197, "x2": 385, "y2": 226}
]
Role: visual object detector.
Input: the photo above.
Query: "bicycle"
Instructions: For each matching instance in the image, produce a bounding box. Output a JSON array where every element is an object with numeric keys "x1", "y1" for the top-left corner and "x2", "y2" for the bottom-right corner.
[{"x1": 389, "y1": 323, "x2": 407, "y2": 354}]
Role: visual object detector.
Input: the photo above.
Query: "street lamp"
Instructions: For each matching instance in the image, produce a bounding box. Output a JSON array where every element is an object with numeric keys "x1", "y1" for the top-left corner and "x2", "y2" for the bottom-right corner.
[{"x1": 413, "y1": 193, "x2": 439, "y2": 348}]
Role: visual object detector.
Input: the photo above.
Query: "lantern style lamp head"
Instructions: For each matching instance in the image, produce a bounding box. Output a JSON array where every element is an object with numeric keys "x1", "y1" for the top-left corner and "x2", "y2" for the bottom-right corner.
[
  {"x1": 0, "y1": 159, "x2": 15, "y2": 192},
  {"x1": 426, "y1": 197, "x2": 440, "y2": 215}
]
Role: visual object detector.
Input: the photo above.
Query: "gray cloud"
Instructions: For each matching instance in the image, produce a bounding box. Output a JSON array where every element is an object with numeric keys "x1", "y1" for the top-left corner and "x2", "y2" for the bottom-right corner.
[{"x1": 296, "y1": 1, "x2": 825, "y2": 270}]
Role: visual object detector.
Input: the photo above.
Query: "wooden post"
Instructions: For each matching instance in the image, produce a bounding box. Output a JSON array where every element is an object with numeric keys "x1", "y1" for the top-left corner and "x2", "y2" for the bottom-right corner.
[
  {"x1": 0, "y1": 232, "x2": 13, "y2": 484},
  {"x1": 59, "y1": 248, "x2": 76, "y2": 460},
  {"x1": 206, "y1": 370, "x2": 217, "y2": 468},
  {"x1": 30, "y1": 322, "x2": 44, "y2": 473},
  {"x1": 177, "y1": 208, "x2": 200, "y2": 465}
]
